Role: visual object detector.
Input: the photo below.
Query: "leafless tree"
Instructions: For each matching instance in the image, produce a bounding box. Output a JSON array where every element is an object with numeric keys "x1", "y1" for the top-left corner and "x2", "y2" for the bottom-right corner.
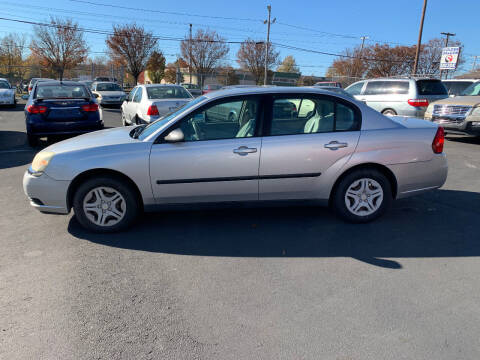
[
  {"x1": 0, "y1": 33, "x2": 27, "y2": 83},
  {"x1": 180, "y1": 29, "x2": 229, "y2": 88},
  {"x1": 237, "y1": 38, "x2": 279, "y2": 84},
  {"x1": 106, "y1": 24, "x2": 157, "y2": 85},
  {"x1": 30, "y1": 17, "x2": 88, "y2": 81}
]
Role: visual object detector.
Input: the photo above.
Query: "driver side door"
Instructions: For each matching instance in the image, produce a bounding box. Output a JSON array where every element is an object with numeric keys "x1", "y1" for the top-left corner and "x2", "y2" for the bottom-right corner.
[{"x1": 149, "y1": 95, "x2": 263, "y2": 204}]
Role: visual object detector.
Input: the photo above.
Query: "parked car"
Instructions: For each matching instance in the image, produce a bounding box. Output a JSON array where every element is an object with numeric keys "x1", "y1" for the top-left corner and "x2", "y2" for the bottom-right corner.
[
  {"x1": 345, "y1": 77, "x2": 448, "y2": 117},
  {"x1": 28, "y1": 78, "x2": 54, "y2": 93},
  {"x1": 24, "y1": 80, "x2": 103, "y2": 146},
  {"x1": 442, "y1": 79, "x2": 479, "y2": 97},
  {"x1": 23, "y1": 86, "x2": 447, "y2": 232},
  {"x1": 313, "y1": 85, "x2": 353, "y2": 98},
  {"x1": 314, "y1": 81, "x2": 342, "y2": 88},
  {"x1": 424, "y1": 81, "x2": 480, "y2": 136},
  {"x1": 181, "y1": 83, "x2": 202, "y2": 97},
  {"x1": 91, "y1": 82, "x2": 126, "y2": 107},
  {"x1": 202, "y1": 84, "x2": 222, "y2": 95},
  {"x1": 121, "y1": 84, "x2": 193, "y2": 125},
  {"x1": 0, "y1": 78, "x2": 16, "y2": 107}
]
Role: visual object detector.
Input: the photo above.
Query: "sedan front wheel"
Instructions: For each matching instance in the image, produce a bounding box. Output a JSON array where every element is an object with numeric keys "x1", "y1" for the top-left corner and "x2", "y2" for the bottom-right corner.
[{"x1": 73, "y1": 177, "x2": 140, "y2": 232}]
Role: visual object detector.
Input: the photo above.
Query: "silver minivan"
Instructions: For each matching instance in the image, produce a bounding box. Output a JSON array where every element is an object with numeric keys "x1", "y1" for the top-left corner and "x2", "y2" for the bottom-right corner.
[{"x1": 345, "y1": 77, "x2": 448, "y2": 117}]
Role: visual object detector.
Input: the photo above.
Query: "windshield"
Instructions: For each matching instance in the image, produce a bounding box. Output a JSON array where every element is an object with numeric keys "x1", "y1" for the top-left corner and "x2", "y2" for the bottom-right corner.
[
  {"x1": 460, "y1": 82, "x2": 480, "y2": 96},
  {"x1": 35, "y1": 84, "x2": 89, "y2": 99},
  {"x1": 146, "y1": 86, "x2": 192, "y2": 99},
  {"x1": 96, "y1": 83, "x2": 122, "y2": 92},
  {"x1": 138, "y1": 96, "x2": 206, "y2": 140},
  {"x1": 0, "y1": 81, "x2": 10, "y2": 89}
]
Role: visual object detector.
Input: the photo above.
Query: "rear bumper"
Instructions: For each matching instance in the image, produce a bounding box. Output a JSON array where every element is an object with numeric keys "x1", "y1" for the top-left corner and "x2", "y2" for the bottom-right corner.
[
  {"x1": 23, "y1": 170, "x2": 70, "y2": 214},
  {"x1": 26, "y1": 119, "x2": 104, "y2": 136},
  {"x1": 387, "y1": 154, "x2": 448, "y2": 199}
]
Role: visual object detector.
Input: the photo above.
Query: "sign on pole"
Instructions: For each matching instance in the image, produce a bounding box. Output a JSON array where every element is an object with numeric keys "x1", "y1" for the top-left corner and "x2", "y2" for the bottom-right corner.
[{"x1": 440, "y1": 47, "x2": 460, "y2": 70}]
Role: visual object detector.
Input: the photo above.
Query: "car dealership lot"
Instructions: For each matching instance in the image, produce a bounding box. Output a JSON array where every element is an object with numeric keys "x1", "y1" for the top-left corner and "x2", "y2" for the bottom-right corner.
[{"x1": 1, "y1": 103, "x2": 480, "y2": 359}]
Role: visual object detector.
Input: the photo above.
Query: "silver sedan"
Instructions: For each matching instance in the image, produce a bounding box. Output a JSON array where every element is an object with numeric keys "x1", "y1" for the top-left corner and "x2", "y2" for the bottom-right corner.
[
  {"x1": 23, "y1": 87, "x2": 448, "y2": 232},
  {"x1": 121, "y1": 84, "x2": 193, "y2": 125}
]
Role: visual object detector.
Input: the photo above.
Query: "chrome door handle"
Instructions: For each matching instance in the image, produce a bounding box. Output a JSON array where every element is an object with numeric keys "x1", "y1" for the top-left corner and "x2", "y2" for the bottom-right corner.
[
  {"x1": 324, "y1": 141, "x2": 348, "y2": 150},
  {"x1": 233, "y1": 146, "x2": 257, "y2": 155}
]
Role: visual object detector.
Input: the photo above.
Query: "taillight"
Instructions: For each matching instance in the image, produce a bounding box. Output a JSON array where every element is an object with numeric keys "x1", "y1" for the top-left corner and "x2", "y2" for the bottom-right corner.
[
  {"x1": 27, "y1": 105, "x2": 47, "y2": 114},
  {"x1": 408, "y1": 99, "x2": 429, "y2": 107},
  {"x1": 81, "y1": 103, "x2": 99, "y2": 112},
  {"x1": 432, "y1": 126, "x2": 445, "y2": 154},
  {"x1": 147, "y1": 105, "x2": 159, "y2": 116}
]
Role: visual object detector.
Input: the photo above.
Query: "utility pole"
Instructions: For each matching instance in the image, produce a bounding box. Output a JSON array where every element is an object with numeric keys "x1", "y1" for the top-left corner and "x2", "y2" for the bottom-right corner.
[
  {"x1": 439, "y1": 32, "x2": 455, "y2": 79},
  {"x1": 412, "y1": 0, "x2": 427, "y2": 76},
  {"x1": 189, "y1": 23, "x2": 192, "y2": 84},
  {"x1": 473, "y1": 56, "x2": 479, "y2": 72},
  {"x1": 263, "y1": 5, "x2": 275, "y2": 85},
  {"x1": 356, "y1": 36, "x2": 369, "y2": 79}
]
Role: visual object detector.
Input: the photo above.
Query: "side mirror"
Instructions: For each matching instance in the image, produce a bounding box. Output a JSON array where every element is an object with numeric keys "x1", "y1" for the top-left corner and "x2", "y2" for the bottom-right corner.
[
  {"x1": 93, "y1": 93, "x2": 99, "y2": 98},
  {"x1": 164, "y1": 128, "x2": 184, "y2": 143}
]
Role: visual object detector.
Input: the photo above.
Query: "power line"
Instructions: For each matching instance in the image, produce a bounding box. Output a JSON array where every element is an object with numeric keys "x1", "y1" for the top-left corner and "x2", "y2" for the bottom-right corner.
[{"x1": 68, "y1": 0, "x2": 263, "y2": 23}]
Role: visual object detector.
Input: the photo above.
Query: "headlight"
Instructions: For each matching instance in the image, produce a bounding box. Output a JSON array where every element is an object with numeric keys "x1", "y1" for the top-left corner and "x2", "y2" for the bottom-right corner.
[{"x1": 30, "y1": 151, "x2": 55, "y2": 175}]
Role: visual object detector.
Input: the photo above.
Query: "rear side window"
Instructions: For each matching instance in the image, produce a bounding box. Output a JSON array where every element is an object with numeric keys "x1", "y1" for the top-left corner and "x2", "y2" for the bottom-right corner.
[
  {"x1": 416, "y1": 80, "x2": 447, "y2": 95},
  {"x1": 269, "y1": 96, "x2": 360, "y2": 136},
  {"x1": 364, "y1": 81, "x2": 409, "y2": 95},
  {"x1": 346, "y1": 82, "x2": 364, "y2": 95},
  {"x1": 133, "y1": 88, "x2": 143, "y2": 102}
]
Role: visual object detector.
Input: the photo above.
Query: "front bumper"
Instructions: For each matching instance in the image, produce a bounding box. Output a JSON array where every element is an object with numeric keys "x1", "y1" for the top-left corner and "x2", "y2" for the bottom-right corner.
[
  {"x1": 23, "y1": 170, "x2": 71, "y2": 214},
  {"x1": 425, "y1": 114, "x2": 480, "y2": 136}
]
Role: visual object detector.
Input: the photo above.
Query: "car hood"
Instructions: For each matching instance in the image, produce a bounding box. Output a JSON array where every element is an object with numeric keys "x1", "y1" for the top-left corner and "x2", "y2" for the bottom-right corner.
[
  {"x1": 430, "y1": 96, "x2": 480, "y2": 106},
  {"x1": 43, "y1": 126, "x2": 139, "y2": 154},
  {"x1": 95, "y1": 91, "x2": 125, "y2": 96}
]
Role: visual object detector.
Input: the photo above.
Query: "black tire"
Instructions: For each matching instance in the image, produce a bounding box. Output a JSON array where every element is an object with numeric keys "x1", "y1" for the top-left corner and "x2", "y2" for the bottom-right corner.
[
  {"x1": 27, "y1": 133, "x2": 38, "y2": 147},
  {"x1": 331, "y1": 169, "x2": 393, "y2": 223},
  {"x1": 382, "y1": 109, "x2": 397, "y2": 116},
  {"x1": 73, "y1": 176, "x2": 140, "y2": 233}
]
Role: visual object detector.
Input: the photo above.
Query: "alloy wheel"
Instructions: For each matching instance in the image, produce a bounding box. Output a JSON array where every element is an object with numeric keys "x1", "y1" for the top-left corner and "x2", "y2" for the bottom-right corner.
[
  {"x1": 83, "y1": 186, "x2": 126, "y2": 227},
  {"x1": 344, "y1": 178, "x2": 384, "y2": 216}
]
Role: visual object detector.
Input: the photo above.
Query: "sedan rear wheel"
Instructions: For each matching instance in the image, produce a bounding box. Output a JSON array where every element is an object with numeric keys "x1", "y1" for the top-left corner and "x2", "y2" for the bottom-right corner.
[
  {"x1": 73, "y1": 177, "x2": 139, "y2": 232},
  {"x1": 332, "y1": 169, "x2": 392, "y2": 223}
]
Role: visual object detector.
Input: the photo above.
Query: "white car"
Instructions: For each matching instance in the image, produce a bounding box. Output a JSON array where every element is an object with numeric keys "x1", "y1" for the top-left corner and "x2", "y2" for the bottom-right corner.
[
  {"x1": 121, "y1": 84, "x2": 193, "y2": 125},
  {"x1": 91, "y1": 82, "x2": 126, "y2": 107},
  {"x1": 0, "y1": 78, "x2": 16, "y2": 107}
]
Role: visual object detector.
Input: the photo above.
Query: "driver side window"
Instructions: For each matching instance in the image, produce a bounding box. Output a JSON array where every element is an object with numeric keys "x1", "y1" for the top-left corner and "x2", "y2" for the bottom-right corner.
[{"x1": 177, "y1": 97, "x2": 260, "y2": 142}]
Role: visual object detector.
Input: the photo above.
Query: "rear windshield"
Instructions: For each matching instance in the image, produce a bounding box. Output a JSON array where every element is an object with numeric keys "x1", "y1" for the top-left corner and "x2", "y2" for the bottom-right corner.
[
  {"x1": 0, "y1": 81, "x2": 10, "y2": 89},
  {"x1": 460, "y1": 82, "x2": 480, "y2": 96},
  {"x1": 35, "y1": 84, "x2": 89, "y2": 99},
  {"x1": 146, "y1": 86, "x2": 191, "y2": 99},
  {"x1": 443, "y1": 81, "x2": 473, "y2": 96},
  {"x1": 95, "y1": 83, "x2": 122, "y2": 91},
  {"x1": 416, "y1": 80, "x2": 447, "y2": 95}
]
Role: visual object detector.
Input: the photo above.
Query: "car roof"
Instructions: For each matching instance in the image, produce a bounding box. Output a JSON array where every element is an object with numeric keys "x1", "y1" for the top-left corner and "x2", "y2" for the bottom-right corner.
[
  {"x1": 36, "y1": 80, "x2": 86, "y2": 86},
  {"x1": 442, "y1": 79, "x2": 479, "y2": 82},
  {"x1": 142, "y1": 84, "x2": 183, "y2": 88},
  {"x1": 202, "y1": 86, "x2": 354, "y2": 101},
  {"x1": 0, "y1": 78, "x2": 9, "y2": 82}
]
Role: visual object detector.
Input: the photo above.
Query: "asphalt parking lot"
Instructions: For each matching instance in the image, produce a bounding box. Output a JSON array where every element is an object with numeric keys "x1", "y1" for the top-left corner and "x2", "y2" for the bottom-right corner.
[{"x1": 1, "y1": 101, "x2": 480, "y2": 359}]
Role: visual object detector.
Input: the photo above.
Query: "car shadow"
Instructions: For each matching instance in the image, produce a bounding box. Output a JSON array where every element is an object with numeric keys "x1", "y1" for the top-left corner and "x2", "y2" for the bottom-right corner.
[
  {"x1": 446, "y1": 135, "x2": 480, "y2": 145},
  {"x1": 68, "y1": 189, "x2": 480, "y2": 269}
]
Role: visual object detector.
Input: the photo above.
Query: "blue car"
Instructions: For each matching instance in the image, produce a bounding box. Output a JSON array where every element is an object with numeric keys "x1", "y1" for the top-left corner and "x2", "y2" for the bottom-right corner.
[{"x1": 25, "y1": 81, "x2": 103, "y2": 146}]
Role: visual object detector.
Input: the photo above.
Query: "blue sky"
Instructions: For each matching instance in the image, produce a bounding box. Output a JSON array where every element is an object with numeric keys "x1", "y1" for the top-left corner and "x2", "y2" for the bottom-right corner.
[{"x1": 1, "y1": 0, "x2": 478, "y2": 75}]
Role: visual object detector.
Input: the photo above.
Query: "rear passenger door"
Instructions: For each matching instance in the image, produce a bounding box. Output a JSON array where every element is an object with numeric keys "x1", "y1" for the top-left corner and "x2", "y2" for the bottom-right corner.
[{"x1": 259, "y1": 94, "x2": 361, "y2": 200}]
